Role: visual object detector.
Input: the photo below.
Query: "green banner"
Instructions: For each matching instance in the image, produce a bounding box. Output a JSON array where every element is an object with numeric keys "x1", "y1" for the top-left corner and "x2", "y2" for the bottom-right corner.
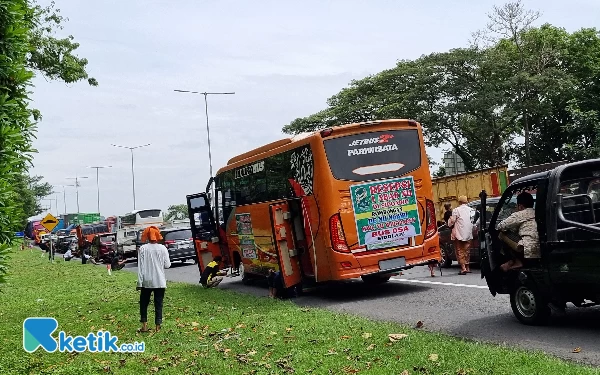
[{"x1": 350, "y1": 176, "x2": 422, "y2": 250}]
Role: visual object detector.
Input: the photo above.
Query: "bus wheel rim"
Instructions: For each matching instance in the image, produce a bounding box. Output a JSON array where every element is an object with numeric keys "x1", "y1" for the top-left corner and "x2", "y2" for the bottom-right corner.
[{"x1": 516, "y1": 286, "x2": 536, "y2": 318}]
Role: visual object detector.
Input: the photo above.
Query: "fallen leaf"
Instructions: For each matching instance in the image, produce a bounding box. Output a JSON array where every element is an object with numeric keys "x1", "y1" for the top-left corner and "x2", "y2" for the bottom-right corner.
[
  {"x1": 401, "y1": 371, "x2": 410, "y2": 375},
  {"x1": 191, "y1": 350, "x2": 199, "y2": 357},
  {"x1": 286, "y1": 327, "x2": 293, "y2": 333},
  {"x1": 248, "y1": 350, "x2": 257, "y2": 356},
  {"x1": 416, "y1": 321, "x2": 424, "y2": 329},
  {"x1": 342, "y1": 366, "x2": 359, "y2": 374},
  {"x1": 366, "y1": 344, "x2": 376, "y2": 351},
  {"x1": 149, "y1": 367, "x2": 159, "y2": 373},
  {"x1": 269, "y1": 331, "x2": 277, "y2": 335},
  {"x1": 341, "y1": 335, "x2": 352, "y2": 340},
  {"x1": 177, "y1": 323, "x2": 186, "y2": 328},
  {"x1": 325, "y1": 349, "x2": 337, "y2": 355},
  {"x1": 428, "y1": 353, "x2": 439, "y2": 362},
  {"x1": 361, "y1": 332, "x2": 372, "y2": 339},
  {"x1": 119, "y1": 359, "x2": 126, "y2": 366},
  {"x1": 191, "y1": 322, "x2": 199, "y2": 327},
  {"x1": 236, "y1": 324, "x2": 246, "y2": 329},
  {"x1": 388, "y1": 333, "x2": 408, "y2": 342},
  {"x1": 573, "y1": 347, "x2": 582, "y2": 353},
  {"x1": 103, "y1": 365, "x2": 111, "y2": 372}
]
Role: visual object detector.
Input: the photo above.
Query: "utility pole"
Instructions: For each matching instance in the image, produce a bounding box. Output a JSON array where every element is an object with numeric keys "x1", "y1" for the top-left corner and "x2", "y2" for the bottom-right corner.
[
  {"x1": 173, "y1": 89, "x2": 235, "y2": 202},
  {"x1": 66, "y1": 175, "x2": 89, "y2": 214},
  {"x1": 88, "y1": 166, "x2": 112, "y2": 214},
  {"x1": 111, "y1": 144, "x2": 150, "y2": 210}
]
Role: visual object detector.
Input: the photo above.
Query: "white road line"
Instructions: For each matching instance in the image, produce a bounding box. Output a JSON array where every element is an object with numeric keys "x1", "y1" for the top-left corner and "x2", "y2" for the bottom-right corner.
[{"x1": 390, "y1": 278, "x2": 489, "y2": 289}]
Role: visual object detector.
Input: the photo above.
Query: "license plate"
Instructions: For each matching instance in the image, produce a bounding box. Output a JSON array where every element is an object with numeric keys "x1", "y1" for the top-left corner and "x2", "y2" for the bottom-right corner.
[{"x1": 379, "y1": 257, "x2": 406, "y2": 271}]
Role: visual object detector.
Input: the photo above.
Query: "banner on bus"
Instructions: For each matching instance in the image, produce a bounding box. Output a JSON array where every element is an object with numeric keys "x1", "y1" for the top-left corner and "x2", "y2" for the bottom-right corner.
[
  {"x1": 350, "y1": 176, "x2": 422, "y2": 250},
  {"x1": 235, "y1": 213, "x2": 257, "y2": 259}
]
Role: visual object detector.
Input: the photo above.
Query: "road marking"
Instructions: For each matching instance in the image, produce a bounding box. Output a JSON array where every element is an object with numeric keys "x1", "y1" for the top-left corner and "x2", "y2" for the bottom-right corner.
[{"x1": 390, "y1": 278, "x2": 489, "y2": 289}]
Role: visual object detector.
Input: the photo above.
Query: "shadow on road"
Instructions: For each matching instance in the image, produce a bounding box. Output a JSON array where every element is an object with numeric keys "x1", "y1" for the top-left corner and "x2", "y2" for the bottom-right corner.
[{"x1": 452, "y1": 306, "x2": 600, "y2": 364}]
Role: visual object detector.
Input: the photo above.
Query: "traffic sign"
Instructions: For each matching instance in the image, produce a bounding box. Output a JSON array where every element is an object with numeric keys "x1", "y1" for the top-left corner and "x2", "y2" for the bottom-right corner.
[
  {"x1": 40, "y1": 213, "x2": 59, "y2": 232},
  {"x1": 15, "y1": 232, "x2": 24, "y2": 238}
]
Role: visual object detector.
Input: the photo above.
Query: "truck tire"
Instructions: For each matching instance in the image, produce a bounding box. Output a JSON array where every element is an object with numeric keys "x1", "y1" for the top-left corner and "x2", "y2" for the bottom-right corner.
[{"x1": 510, "y1": 282, "x2": 550, "y2": 325}]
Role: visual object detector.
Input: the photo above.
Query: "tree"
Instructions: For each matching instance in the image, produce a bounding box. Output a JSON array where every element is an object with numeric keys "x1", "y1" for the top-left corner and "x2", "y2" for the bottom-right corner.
[
  {"x1": 1, "y1": 0, "x2": 36, "y2": 285},
  {"x1": 164, "y1": 204, "x2": 189, "y2": 221},
  {"x1": 27, "y1": 1, "x2": 97, "y2": 86},
  {"x1": 1, "y1": 0, "x2": 96, "y2": 287}
]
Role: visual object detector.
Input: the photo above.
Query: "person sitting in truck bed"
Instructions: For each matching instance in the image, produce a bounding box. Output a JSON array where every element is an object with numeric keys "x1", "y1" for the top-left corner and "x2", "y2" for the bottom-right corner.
[{"x1": 496, "y1": 192, "x2": 540, "y2": 271}]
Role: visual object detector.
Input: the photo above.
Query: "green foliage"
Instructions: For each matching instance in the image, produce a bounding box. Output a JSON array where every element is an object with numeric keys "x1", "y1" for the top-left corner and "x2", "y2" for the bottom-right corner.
[
  {"x1": 12, "y1": 174, "x2": 53, "y2": 225},
  {"x1": 283, "y1": 4, "x2": 600, "y2": 170},
  {"x1": 0, "y1": 0, "x2": 37, "y2": 286},
  {"x1": 0, "y1": 0, "x2": 95, "y2": 288},
  {"x1": 27, "y1": 0, "x2": 97, "y2": 86},
  {"x1": 164, "y1": 204, "x2": 189, "y2": 221}
]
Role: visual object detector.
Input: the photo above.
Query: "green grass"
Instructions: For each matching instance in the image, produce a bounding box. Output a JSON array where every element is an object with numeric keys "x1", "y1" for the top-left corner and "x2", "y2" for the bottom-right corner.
[{"x1": 0, "y1": 250, "x2": 598, "y2": 375}]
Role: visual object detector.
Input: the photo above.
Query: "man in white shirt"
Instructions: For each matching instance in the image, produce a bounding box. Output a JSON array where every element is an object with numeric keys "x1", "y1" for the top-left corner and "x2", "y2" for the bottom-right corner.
[
  {"x1": 137, "y1": 226, "x2": 171, "y2": 332},
  {"x1": 448, "y1": 195, "x2": 474, "y2": 275}
]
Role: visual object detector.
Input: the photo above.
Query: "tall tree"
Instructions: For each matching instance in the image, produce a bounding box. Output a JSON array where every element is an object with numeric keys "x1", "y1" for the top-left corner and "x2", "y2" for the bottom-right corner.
[{"x1": 164, "y1": 204, "x2": 189, "y2": 221}]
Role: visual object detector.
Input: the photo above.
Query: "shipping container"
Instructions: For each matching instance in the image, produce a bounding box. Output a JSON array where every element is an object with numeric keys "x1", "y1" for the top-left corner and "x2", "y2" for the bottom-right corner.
[
  {"x1": 432, "y1": 165, "x2": 509, "y2": 221},
  {"x1": 432, "y1": 161, "x2": 569, "y2": 221}
]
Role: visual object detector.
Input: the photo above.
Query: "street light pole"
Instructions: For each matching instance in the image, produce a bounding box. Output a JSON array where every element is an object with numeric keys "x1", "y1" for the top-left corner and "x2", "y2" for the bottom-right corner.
[
  {"x1": 66, "y1": 175, "x2": 89, "y2": 214},
  {"x1": 111, "y1": 144, "x2": 150, "y2": 210},
  {"x1": 174, "y1": 90, "x2": 235, "y2": 201},
  {"x1": 88, "y1": 166, "x2": 112, "y2": 215}
]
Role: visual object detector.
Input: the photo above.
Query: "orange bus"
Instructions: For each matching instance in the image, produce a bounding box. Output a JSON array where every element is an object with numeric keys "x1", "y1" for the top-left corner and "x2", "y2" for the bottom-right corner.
[{"x1": 187, "y1": 119, "x2": 441, "y2": 289}]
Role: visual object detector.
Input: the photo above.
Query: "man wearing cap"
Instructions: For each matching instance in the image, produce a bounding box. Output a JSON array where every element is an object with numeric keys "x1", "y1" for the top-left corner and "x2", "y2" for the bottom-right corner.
[
  {"x1": 448, "y1": 195, "x2": 473, "y2": 275},
  {"x1": 137, "y1": 226, "x2": 171, "y2": 332}
]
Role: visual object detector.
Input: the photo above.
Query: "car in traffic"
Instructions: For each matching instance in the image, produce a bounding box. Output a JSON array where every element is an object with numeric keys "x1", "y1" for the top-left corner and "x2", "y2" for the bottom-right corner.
[
  {"x1": 90, "y1": 233, "x2": 117, "y2": 263},
  {"x1": 160, "y1": 227, "x2": 197, "y2": 263}
]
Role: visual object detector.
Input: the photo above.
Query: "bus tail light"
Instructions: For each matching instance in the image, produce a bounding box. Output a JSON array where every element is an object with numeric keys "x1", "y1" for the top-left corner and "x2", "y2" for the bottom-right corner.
[
  {"x1": 425, "y1": 199, "x2": 437, "y2": 239},
  {"x1": 320, "y1": 128, "x2": 334, "y2": 137},
  {"x1": 329, "y1": 213, "x2": 350, "y2": 253}
]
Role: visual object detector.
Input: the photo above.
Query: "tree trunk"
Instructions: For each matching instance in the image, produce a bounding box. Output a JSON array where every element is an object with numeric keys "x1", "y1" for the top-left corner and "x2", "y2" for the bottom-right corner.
[{"x1": 524, "y1": 113, "x2": 531, "y2": 166}]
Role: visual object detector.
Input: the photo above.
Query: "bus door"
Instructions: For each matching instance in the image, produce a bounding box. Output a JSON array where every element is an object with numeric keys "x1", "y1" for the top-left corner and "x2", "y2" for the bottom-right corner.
[
  {"x1": 187, "y1": 193, "x2": 222, "y2": 273},
  {"x1": 269, "y1": 202, "x2": 303, "y2": 288}
]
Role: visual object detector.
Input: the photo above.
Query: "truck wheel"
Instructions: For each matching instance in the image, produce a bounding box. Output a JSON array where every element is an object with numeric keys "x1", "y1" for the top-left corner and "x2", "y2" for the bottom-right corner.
[
  {"x1": 440, "y1": 245, "x2": 453, "y2": 268},
  {"x1": 510, "y1": 282, "x2": 550, "y2": 325},
  {"x1": 361, "y1": 275, "x2": 392, "y2": 284}
]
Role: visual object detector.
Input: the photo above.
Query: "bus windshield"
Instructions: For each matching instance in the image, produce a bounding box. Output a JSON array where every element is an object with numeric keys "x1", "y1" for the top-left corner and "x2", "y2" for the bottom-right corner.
[{"x1": 323, "y1": 129, "x2": 421, "y2": 181}]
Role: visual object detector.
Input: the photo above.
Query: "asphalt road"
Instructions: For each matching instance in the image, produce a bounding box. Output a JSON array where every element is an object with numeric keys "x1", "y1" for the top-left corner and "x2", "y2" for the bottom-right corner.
[{"x1": 123, "y1": 260, "x2": 600, "y2": 366}]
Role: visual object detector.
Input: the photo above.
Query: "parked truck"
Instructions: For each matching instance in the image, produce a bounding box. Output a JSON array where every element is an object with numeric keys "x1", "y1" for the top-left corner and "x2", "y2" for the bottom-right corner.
[{"x1": 432, "y1": 161, "x2": 568, "y2": 221}]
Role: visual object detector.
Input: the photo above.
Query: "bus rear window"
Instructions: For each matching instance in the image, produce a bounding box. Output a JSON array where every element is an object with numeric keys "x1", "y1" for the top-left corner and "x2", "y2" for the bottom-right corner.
[{"x1": 323, "y1": 129, "x2": 421, "y2": 181}]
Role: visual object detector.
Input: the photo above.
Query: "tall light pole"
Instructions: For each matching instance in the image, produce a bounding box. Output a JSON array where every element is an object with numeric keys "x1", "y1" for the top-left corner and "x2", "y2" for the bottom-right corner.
[
  {"x1": 55, "y1": 184, "x2": 75, "y2": 214},
  {"x1": 174, "y1": 90, "x2": 235, "y2": 201},
  {"x1": 111, "y1": 144, "x2": 150, "y2": 210},
  {"x1": 88, "y1": 166, "x2": 112, "y2": 214},
  {"x1": 43, "y1": 198, "x2": 57, "y2": 216},
  {"x1": 66, "y1": 175, "x2": 89, "y2": 214}
]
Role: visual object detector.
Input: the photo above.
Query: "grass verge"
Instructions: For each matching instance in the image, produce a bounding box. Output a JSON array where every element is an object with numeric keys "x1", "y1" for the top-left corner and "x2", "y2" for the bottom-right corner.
[{"x1": 0, "y1": 249, "x2": 598, "y2": 375}]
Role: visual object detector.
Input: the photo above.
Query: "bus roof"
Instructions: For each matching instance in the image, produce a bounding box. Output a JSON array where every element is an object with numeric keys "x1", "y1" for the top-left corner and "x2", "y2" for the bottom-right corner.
[
  {"x1": 222, "y1": 119, "x2": 419, "y2": 170},
  {"x1": 121, "y1": 209, "x2": 162, "y2": 215}
]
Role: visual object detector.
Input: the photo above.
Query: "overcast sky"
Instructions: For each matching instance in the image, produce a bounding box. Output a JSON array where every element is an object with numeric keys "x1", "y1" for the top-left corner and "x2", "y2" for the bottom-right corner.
[{"x1": 30, "y1": 0, "x2": 600, "y2": 219}]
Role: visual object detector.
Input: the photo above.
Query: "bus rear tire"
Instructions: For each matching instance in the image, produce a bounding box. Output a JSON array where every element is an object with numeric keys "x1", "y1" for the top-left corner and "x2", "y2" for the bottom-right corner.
[{"x1": 361, "y1": 275, "x2": 392, "y2": 284}]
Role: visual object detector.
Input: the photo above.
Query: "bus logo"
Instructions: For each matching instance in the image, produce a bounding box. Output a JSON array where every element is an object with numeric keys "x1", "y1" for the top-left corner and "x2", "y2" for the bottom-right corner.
[{"x1": 348, "y1": 134, "x2": 394, "y2": 147}]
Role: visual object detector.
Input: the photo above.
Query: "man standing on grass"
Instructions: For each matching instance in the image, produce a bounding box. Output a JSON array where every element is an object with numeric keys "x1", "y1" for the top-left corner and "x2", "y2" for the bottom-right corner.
[{"x1": 137, "y1": 226, "x2": 171, "y2": 332}]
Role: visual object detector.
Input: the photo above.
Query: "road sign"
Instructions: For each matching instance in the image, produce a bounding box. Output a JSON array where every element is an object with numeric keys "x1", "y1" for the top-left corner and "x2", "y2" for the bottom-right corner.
[
  {"x1": 40, "y1": 213, "x2": 59, "y2": 232},
  {"x1": 15, "y1": 232, "x2": 24, "y2": 238}
]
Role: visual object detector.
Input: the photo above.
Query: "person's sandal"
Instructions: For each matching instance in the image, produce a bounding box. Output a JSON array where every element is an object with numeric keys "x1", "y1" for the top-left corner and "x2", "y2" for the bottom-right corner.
[{"x1": 459, "y1": 271, "x2": 467, "y2": 275}]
